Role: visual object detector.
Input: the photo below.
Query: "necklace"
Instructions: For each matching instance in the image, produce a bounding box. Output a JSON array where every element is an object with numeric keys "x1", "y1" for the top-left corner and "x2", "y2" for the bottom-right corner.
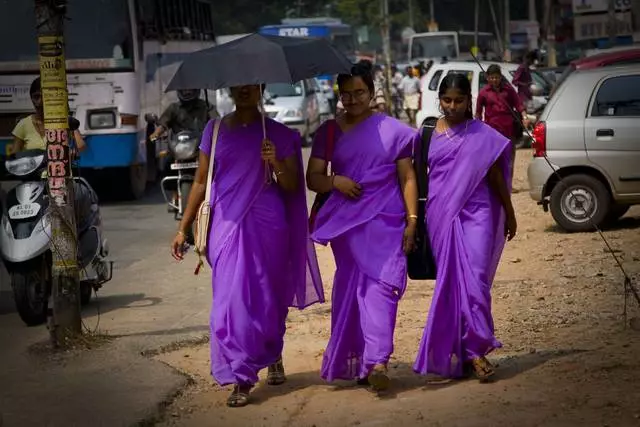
[{"x1": 443, "y1": 118, "x2": 470, "y2": 141}]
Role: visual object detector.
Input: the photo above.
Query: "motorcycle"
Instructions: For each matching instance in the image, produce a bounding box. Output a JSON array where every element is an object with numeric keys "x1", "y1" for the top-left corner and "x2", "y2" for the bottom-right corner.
[
  {"x1": 159, "y1": 129, "x2": 200, "y2": 243},
  {"x1": 514, "y1": 99, "x2": 546, "y2": 149},
  {"x1": 0, "y1": 149, "x2": 113, "y2": 326}
]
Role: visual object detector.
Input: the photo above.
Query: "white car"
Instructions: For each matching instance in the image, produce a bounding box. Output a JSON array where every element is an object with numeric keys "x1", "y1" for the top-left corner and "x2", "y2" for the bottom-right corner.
[{"x1": 416, "y1": 60, "x2": 552, "y2": 128}]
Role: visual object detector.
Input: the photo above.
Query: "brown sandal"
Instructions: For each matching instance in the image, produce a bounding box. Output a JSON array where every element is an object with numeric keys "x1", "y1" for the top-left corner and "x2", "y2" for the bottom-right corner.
[
  {"x1": 469, "y1": 357, "x2": 495, "y2": 383},
  {"x1": 367, "y1": 365, "x2": 390, "y2": 391},
  {"x1": 267, "y1": 358, "x2": 286, "y2": 386},
  {"x1": 226, "y1": 384, "x2": 252, "y2": 408}
]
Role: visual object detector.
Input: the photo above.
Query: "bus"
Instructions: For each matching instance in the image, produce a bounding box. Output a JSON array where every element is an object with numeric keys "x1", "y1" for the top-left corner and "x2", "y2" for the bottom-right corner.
[
  {"x1": 258, "y1": 17, "x2": 356, "y2": 93},
  {"x1": 0, "y1": 0, "x2": 217, "y2": 199},
  {"x1": 408, "y1": 31, "x2": 501, "y2": 63}
]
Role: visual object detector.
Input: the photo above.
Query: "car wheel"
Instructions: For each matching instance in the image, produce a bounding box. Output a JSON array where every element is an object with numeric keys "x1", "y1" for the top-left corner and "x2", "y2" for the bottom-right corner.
[{"x1": 549, "y1": 174, "x2": 611, "y2": 233}]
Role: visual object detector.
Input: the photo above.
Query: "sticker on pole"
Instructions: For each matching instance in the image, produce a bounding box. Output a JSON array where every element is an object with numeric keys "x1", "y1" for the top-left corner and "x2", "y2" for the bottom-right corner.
[{"x1": 8, "y1": 203, "x2": 41, "y2": 220}]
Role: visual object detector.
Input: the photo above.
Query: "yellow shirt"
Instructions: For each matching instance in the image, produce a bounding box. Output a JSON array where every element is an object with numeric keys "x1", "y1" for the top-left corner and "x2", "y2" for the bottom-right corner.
[{"x1": 11, "y1": 115, "x2": 46, "y2": 151}]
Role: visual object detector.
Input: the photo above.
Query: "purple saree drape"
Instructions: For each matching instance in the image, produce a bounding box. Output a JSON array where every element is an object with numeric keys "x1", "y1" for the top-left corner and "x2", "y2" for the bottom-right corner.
[
  {"x1": 413, "y1": 119, "x2": 512, "y2": 378},
  {"x1": 310, "y1": 113, "x2": 417, "y2": 381},
  {"x1": 199, "y1": 118, "x2": 324, "y2": 386}
]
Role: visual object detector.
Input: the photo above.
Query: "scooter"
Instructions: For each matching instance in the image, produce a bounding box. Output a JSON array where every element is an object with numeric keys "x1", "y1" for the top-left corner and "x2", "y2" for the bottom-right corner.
[{"x1": 0, "y1": 149, "x2": 113, "y2": 326}]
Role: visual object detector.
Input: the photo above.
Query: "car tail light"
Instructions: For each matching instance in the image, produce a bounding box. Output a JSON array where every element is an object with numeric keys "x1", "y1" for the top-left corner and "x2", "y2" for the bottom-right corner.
[{"x1": 532, "y1": 121, "x2": 546, "y2": 158}]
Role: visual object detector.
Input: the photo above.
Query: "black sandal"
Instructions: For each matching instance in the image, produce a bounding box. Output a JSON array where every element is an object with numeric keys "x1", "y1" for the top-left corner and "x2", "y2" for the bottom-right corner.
[
  {"x1": 226, "y1": 384, "x2": 252, "y2": 408},
  {"x1": 267, "y1": 358, "x2": 286, "y2": 386}
]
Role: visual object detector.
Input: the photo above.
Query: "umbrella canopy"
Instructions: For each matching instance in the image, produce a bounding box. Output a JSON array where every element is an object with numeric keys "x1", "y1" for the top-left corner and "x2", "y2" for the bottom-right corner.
[{"x1": 165, "y1": 33, "x2": 353, "y2": 91}]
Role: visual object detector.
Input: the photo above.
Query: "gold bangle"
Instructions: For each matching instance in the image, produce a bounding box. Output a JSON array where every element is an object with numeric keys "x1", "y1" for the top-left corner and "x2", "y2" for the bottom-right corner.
[
  {"x1": 177, "y1": 230, "x2": 186, "y2": 237},
  {"x1": 407, "y1": 214, "x2": 418, "y2": 220}
]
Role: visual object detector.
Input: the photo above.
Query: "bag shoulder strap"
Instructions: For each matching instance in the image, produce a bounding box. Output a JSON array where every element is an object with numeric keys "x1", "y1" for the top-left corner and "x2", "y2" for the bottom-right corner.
[
  {"x1": 204, "y1": 119, "x2": 221, "y2": 204},
  {"x1": 416, "y1": 118, "x2": 437, "y2": 200}
]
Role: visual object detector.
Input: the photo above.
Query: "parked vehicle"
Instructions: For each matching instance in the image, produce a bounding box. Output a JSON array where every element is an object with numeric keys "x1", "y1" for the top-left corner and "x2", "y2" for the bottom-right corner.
[
  {"x1": 527, "y1": 65, "x2": 640, "y2": 232},
  {"x1": 0, "y1": 0, "x2": 219, "y2": 200},
  {"x1": 0, "y1": 149, "x2": 113, "y2": 326},
  {"x1": 263, "y1": 79, "x2": 323, "y2": 145},
  {"x1": 551, "y1": 48, "x2": 640, "y2": 96},
  {"x1": 416, "y1": 60, "x2": 552, "y2": 129}
]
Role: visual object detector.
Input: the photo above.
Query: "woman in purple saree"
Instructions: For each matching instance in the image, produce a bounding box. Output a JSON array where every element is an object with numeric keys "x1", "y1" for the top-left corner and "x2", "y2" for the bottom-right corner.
[
  {"x1": 413, "y1": 74, "x2": 517, "y2": 382},
  {"x1": 171, "y1": 84, "x2": 324, "y2": 407},
  {"x1": 307, "y1": 61, "x2": 419, "y2": 391}
]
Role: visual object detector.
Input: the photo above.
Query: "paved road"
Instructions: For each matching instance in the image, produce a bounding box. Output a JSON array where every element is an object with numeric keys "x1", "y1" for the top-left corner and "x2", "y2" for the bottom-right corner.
[{"x1": 0, "y1": 147, "x2": 314, "y2": 426}]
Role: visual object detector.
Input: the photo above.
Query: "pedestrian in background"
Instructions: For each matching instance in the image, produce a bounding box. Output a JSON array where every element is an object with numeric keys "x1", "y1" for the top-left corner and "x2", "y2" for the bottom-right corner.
[
  {"x1": 306, "y1": 61, "x2": 418, "y2": 392},
  {"x1": 414, "y1": 73, "x2": 517, "y2": 383},
  {"x1": 512, "y1": 51, "x2": 536, "y2": 109},
  {"x1": 400, "y1": 66, "x2": 421, "y2": 127},
  {"x1": 475, "y1": 64, "x2": 529, "y2": 179},
  {"x1": 171, "y1": 84, "x2": 324, "y2": 408}
]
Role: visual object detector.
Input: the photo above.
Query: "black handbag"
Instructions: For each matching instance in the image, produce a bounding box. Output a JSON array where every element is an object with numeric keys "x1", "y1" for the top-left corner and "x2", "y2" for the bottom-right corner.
[{"x1": 407, "y1": 117, "x2": 437, "y2": 281}]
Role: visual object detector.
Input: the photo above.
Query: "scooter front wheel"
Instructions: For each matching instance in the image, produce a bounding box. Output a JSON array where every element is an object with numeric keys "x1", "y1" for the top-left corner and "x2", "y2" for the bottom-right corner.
[{"x1": 11, "y1": 257, "x2": 48, "y2": 327}]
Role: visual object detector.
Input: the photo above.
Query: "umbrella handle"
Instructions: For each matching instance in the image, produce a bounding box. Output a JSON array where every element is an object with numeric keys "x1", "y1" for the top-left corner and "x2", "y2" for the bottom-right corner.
[{"x1": 260, "y1": 90, "x2": 272, "y2": 184}]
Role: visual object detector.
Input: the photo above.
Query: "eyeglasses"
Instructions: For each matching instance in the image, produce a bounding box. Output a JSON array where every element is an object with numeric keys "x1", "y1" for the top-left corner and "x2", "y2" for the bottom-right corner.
[{"x1": 339, "y1": 89, "x2": 369, "y2": 101}]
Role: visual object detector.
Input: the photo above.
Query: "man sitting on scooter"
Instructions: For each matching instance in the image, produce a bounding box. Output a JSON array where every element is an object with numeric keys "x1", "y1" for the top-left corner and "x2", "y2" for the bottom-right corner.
[{"x1": 148, "y1": 89, "x2": 216, "y2": 217}]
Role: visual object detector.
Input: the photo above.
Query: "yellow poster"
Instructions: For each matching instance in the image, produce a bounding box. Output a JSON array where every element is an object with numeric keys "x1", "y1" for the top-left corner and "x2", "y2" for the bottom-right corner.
[{"x1": 38, "y1": 35, "x2": 69, "y2": 130}]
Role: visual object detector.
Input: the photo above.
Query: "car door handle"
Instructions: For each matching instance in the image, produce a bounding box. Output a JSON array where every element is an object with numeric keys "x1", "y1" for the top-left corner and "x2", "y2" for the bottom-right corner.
[{"x1": 596, "y1": 129, "x2": 614, "y2": 137}]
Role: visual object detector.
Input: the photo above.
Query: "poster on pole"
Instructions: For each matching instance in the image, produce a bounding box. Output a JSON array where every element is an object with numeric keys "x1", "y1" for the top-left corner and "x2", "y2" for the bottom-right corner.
[{"x1": 38, "y1": 35, "x2": 69, "y2": 130}]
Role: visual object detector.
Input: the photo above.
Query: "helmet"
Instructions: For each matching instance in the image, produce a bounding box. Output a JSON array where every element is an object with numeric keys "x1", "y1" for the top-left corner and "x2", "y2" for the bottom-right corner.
[{"x1": 177, "y1": 89, "x2": 200, "y2": 103}]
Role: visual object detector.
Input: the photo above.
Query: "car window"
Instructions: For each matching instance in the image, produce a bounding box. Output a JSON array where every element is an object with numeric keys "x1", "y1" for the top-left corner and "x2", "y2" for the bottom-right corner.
[
  {"x1": 591, "y1": 75, "x2": 640, "y2": 117},
  {"x1": 428, "y1": 70, "x2": 443, "y2": 91}
]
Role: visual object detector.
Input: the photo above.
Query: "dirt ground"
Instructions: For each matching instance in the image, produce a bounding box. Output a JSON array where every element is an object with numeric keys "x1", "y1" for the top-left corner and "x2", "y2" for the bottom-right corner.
[{"x1": 156, "y1": 150, "x2": 640, "y2": 427}]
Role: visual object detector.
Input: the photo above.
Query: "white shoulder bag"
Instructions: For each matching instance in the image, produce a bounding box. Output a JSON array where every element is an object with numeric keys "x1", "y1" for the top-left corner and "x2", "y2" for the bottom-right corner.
[{"x1": 193, "y1": 119, "x2": 221, "y2": 274}]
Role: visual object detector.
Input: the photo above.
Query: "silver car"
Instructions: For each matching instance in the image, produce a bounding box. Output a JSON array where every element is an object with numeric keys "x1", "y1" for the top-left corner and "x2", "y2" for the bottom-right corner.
[{"x1": 527, "y1": 64, "x2": 640, "y2": 232}]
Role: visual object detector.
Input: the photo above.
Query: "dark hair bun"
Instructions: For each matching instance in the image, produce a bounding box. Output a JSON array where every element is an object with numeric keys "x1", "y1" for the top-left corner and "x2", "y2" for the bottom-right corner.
[{"x1": 351, "y1": 59, "x2": 373, "y2": 76}]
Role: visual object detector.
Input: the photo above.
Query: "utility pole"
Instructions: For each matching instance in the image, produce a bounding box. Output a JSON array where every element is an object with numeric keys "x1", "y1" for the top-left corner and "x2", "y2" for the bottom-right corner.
[
  {"x1": 504, "y1": 0, "x2": 511, "y2": 61},
  {"x1": 488, "y1": 0, "x2": 505, "y2": 57},
  {"x1": 429, "y1": 0, "x2": 435, "y2": 30},
  {"x1": 608, "y1": 0, "x2": 617, "y2": 47},
  {"x1": 544, "y1": 0, "x2": 557, "y2": 67},
  {"x1": 408, "y1": 0, "x2": 414, "y2": 30},
  {"x1": 633, "y1": 0, "x2": 640, "y2": 42},
  {"x1": 34, "y1": 0, "x2": 81, "y2": 346},
  {"x1": 380, "y1": 0, "x2": 392, "y2": 112},
  {"x1": 528, "y1": 0, "x2": 537, "y2": 21},
  {"x1": 474, "y1": 0, "x2": 480, "y2": 51}
]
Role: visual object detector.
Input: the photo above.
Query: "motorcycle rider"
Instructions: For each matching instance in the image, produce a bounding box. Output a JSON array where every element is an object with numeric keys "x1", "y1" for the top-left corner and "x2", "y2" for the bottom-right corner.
[{"x1": 148, "y1": 89, "x2": 216, "y2": 217}]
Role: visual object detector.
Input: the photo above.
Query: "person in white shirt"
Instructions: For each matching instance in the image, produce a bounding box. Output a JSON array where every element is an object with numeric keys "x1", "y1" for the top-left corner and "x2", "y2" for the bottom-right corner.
[{"x1": 400, "y1": 66, "x2": 421, "y2": 126}]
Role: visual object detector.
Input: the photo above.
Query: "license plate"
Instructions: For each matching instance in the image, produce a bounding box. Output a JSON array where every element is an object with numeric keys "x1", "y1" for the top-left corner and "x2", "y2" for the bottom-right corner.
[
  {"x1": 8, "y1": 203, "x2": 41, "y2": 220},
  {"x1": 170, "y1": 162, "x2": 198, "y2": 170}
]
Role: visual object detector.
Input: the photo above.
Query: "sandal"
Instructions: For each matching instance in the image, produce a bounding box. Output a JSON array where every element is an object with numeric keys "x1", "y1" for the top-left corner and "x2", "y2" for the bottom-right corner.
[
  {"x1": 267, "y1": 358, "x2": 286, "y2": 386},
  {"x1": 367, "y1": 365, "x2": 390, "y2": 392},
  {"x1": 226, "y1": 384, "x2": 252, "y2": 408},
  {"x1": 469, "y1": 357, "x2": 495, "y2": 383}
]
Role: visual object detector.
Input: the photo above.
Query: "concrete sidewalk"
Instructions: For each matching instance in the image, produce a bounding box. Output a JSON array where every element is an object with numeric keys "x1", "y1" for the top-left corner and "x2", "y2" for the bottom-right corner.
[{"x1": 0, "y1": 193, "x2": 214, "y2": 427}]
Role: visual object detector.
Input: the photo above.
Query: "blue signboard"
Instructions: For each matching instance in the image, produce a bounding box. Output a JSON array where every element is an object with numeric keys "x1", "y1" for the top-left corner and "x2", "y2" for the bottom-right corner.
[{"x1": 258, "y1": 25, "x2": 330, "y2": 38}]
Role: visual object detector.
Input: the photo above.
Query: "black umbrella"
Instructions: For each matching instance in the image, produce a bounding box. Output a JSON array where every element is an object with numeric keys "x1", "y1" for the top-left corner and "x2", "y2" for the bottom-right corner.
[{"x1": 165, "y1": 33, "x2": 353, "y2": 91}]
